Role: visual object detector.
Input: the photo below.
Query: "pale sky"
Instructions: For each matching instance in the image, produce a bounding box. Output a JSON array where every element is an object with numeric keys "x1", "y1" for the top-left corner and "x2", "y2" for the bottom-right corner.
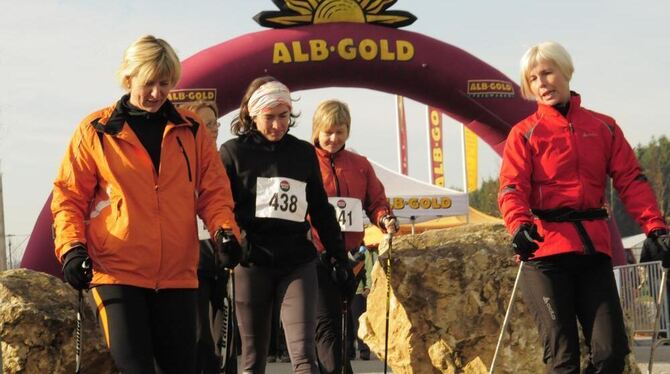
[{"x1": 1, "y1": 0, "x2": 668, "y2": 262}]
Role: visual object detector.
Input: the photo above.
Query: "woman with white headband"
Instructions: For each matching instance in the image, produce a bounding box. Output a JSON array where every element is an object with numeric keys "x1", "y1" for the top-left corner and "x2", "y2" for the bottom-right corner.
[{"x1": 219, "y1": 76, "x2": 348, "y2": 373}]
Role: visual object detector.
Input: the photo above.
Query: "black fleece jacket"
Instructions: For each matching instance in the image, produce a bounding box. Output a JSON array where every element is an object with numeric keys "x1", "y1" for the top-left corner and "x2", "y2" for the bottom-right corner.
[{"x1": 220, "y1": 131, "x2": 345, "y2": 268}]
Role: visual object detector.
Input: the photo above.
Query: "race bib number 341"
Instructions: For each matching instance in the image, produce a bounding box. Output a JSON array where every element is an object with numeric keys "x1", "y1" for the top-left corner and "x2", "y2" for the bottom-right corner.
[
  {"x1": 255, "y1": 177, "x2": 308, "y2": 222},
  {"x1": 328, "y1": 197, "x2": 364, "y2": 232}
]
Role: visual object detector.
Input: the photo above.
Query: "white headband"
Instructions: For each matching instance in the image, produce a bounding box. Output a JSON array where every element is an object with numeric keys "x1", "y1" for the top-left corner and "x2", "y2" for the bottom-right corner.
[{"x1": 248, "y1": 81, "x2": 292, "y2": 118}]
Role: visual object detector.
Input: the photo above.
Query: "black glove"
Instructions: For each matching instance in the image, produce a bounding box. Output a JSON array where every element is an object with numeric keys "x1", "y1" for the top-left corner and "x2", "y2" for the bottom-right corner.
[
  {"x1": 215, "y1": 229, "x2": 242, "y2": 269},
  {"x1": 512, "y1": 223, "x2": 544, "y2": 261},
  {"x1": 643, "y1": 228, "x2": 670, "y2": 267},
  {"x1": 320, "y1": 251, "x2": 356, "y2": 298},
  {"x1": 62, "y1": 245, "x2": 93, "y2": 290}
]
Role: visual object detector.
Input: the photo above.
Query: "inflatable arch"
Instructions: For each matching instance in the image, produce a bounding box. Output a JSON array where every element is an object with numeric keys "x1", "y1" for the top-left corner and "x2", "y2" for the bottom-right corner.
[
  {"x1": 177, "y1": 23, "x2": 535, "y2": 154},
  {"x1": 21, "y1": 22, "x2": 536, "y2": 276}
]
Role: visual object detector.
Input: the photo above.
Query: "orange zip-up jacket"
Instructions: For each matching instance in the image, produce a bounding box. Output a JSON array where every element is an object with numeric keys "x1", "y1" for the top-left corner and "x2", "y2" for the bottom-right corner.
[
  {"x1": 499, "y1": 93, "x2": 666, "y2": 259},
  {"x1": 52, "y1": 99, "x2": 239, "y2": 289},
  {"x1": 312, "y1": 146, "x2": 392, "y2": 252}
]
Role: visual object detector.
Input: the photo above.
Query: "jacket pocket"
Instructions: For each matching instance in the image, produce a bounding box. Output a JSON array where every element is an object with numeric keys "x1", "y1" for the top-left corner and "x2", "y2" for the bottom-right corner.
[{"x1": 176, "y1": 136, "x2": 193, "y2": 182}]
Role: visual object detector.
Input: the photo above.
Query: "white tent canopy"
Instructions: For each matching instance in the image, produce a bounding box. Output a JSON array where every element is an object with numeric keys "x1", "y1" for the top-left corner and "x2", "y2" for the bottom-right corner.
[{"x1": 369, "y1": 158, "x2": 469, "y2": 223}]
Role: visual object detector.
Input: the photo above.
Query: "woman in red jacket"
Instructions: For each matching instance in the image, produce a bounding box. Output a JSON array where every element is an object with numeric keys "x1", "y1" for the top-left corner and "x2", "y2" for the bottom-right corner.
[
  {"x1": 310, "y1": 99, "x2": 398, "y2": 373},
  {"x1": 498, "y1": 41, "x2": 669, "y2": 373}
]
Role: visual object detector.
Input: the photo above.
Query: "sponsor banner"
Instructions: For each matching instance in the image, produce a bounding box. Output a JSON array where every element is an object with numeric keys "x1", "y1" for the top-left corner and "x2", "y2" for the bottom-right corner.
[
  {"x1": 464, "y1": 127, "x2": 478, "y2": 192},
  {"x1": 427, "y1": 106, "x2": 444, "y2": 186},
  {"x1": 387, "y1": 194, "x2": 468, "y2": 219},
  {"x1": 396, "y1": 95, "x2": 409, "y2": 175},
  {"x1": 272, "y1": 38, "x2": 415, "y2": 64},
  {"x1": 168, "y1": 88, "x2": 217, "y2": 104},
  {"x1": 466, "y1": 79, "x2": 514, "y2": 98}
]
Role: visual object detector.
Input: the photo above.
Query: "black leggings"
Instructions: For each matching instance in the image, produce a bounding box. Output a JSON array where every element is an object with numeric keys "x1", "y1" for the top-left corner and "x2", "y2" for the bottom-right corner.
[
  {"x1": 521, "y1": 253, "x2": 630, "y2": 374},
  {"x1": 91, "y1": 285, "x2": 198, "y2": 374},
  {"x1": 234, "y1": 260, "x2": 319, "y2": 374},
  {"x1": 315, "y1": 261, "x2": 354, "y2": 374}
]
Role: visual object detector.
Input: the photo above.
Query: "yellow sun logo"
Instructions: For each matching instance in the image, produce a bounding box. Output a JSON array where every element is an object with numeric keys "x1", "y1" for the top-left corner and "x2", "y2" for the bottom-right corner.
[{"x1": 254, "y1": 0, "x2": 417, "y2": 28}]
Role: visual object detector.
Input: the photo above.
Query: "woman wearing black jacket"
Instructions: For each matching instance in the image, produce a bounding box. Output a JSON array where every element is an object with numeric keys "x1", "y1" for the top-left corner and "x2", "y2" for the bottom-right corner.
[{"x1": 219, "y1": 76, "x2": 348, "y2": 374}]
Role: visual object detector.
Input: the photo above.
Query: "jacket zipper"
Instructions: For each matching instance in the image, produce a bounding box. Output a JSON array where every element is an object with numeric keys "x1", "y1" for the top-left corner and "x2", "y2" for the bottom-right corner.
[
  {"x1": 176, "y1": 136, "x2": 192, "y2": 182},
  {"x1": 330, "y1": 156, "x2": 341, "y2": 196},
  {"x1": 568, "y1": 122, "x2": 583, "y2": 207},
  {"x1": 330, "y1": 155, "x2": 347, "y2": 244}
]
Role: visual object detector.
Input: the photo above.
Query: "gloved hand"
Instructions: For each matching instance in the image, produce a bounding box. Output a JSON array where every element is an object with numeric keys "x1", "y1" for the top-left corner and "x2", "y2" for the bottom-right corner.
[
  {"x1": 215, "y1": 229, "x2": 242, "y2": 269},
  {"x1": 381, "y1": 215, "x2": 400, "y2": 234},
  {"x1": 62, "y1": 245, "x2": 93, "y2": 290},
  {"x1": 320, "y1": 251, "x2": 356, "y2": 298},
  {"x1": 644, "y1": 228, "x2": 670, "y2": 268},
  {"x1": 512, "y1": 223, "x2": 544, "y2": 261}
]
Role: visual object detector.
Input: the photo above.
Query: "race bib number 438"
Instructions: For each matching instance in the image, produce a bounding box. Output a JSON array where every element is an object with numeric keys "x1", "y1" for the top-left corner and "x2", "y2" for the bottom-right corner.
[{"x1": 255, "y1": 177, "x2": 307, "y2": 222}]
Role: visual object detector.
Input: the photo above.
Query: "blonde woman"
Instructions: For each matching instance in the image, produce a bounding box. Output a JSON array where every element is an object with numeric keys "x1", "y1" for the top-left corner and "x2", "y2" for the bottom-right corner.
[
  {"x1": 498, "y1": 41, "x2": 669, "y2": 373},
  {"x1": 52, "y1": 35, "x2": 239, "y2": 373},
  {"x1": 310, "y1": 99, "x2": 397, "y2": 373}
]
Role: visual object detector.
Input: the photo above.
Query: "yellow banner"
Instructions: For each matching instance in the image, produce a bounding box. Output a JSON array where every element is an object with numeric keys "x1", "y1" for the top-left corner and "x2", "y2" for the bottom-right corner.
[
  {"x1": 427, "y1": 107, "x2": 444, "y2": 187},
  {"x1": 464, "y1": 127, "x2": 478, "y2": 192},
  {"x1": 397, "y1": 96, "x2": 408, "y2": 175}
]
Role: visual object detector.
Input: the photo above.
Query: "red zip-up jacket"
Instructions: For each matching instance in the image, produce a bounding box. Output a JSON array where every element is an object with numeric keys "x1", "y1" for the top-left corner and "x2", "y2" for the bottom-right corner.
[
  {"x1": 312, "y1": 146, "x2": 392, "y2": 253},
  {"x1": 498, "y1": 93, "x2": 666, "y2": 259}
]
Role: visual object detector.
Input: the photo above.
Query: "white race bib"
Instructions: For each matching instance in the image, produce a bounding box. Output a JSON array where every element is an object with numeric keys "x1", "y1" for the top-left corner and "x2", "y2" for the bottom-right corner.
[
  {"x1": 255, "y1": 177, "x2": 307, "y2": 222},
  {"x1": 328, "y1": 197, "x2": 364, "y2": 232}
]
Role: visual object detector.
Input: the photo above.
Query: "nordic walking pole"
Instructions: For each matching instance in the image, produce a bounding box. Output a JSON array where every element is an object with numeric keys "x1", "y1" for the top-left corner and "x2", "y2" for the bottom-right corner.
[
  {"x1": 383, "y1": 233, "x2": 393, "y2": 374},
  {"x1": 648, "y1": 266, "x2": 669, "y2": 374},
  {"x1": 489, "y1": 261, "x2": 525, "y2": 374},
  {"x1": 228, "y1": 269, "x2": 237, "y2": 372},
  {"x1": 76, "y1": 289, "x2": 84, "y2": 374},
  {"x1": 341, "y1": 295, "x2": 349, "y2": 374},
  {"x1": 219, "y1": 272, "x2": 230, "y2": 374},
  {"x1": 76, "y1": 258, "x2": 92, "y2": 374}
]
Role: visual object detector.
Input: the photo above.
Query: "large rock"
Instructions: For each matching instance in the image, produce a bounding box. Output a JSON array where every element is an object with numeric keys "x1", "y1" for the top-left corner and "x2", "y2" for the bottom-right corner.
[
  {"x1": 0, "y1": 269, "x2": 115, "y2": 373},
  {"x1": 359, "y1": 223, "x2": 641, "y2": 374}
]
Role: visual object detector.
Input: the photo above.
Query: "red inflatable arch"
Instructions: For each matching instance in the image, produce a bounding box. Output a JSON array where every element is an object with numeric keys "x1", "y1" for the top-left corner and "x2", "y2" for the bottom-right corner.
[
  {"x1": 177, "y1": 23, "x2": 535, "y2": 153},
  {"x1": 22, "y1": 23, "x2": 538, "y2": 276}
]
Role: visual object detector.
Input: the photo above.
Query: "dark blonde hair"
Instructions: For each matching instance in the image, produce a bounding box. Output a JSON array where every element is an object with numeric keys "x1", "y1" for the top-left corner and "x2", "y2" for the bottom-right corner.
[
  {"x1": 230, "y1": 76, "x2": 298, "y2": 136},
  {"x1": 311, "y1": 99, "x2": 351, "y2": 145},
  {"x1": 117, "y1": 35, "x2": 181, "y2": 90}
]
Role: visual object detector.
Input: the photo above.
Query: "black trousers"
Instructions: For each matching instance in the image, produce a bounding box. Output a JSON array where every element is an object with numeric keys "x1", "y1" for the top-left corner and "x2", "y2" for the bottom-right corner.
[
  {"x1": 350, "y1": 293, "x2": 370, "y2": 357},
  {"x1": 91, "y1": 285, "x2": 198, "y2": 374},
  {"x1": 315, "y1": 261, "x2": 354, "y2": 374},
  {"x1": 521, "y1": 253, "x2": 630, "y2": 374},
  {"x1": 235, "y1": 260, "x2": 319, "y2": 374}
]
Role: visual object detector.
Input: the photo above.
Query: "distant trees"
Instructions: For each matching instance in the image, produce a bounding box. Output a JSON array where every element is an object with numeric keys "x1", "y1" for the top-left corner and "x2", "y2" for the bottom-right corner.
[
  {"x1": 468, "y1": 177, "x2": 500, "y2": 218},
  {"x1": 468, "y1": 136, "x2": 670, "y2": 235},
  {"x1": 612, "y1": 136, "x2": 670, "y2": 236}
]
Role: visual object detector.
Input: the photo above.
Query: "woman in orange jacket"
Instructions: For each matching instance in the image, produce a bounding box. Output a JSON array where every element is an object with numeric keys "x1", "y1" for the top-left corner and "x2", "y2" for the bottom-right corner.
[
  {"x1": 498, "y1": 41, "x2": 669, "y2": 373},
  {"x1": 310, "y1": 99, "x2": 398, "y2": 373},
  {"x1": 51, "y1": 35, "x2": 240, "y2": 373}
]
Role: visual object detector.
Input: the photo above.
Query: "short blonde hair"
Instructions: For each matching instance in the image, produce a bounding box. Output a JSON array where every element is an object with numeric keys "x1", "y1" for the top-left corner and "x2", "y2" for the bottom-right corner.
[
  {"x1": 519, "y1": 41, "x2": 574, "y2": 100},
  {"x1": 311, "y1": 100, "x2": 351, "y2": 145},
  {"x1": 117, "y1": 35, "x2": 181, "y2": 90}
]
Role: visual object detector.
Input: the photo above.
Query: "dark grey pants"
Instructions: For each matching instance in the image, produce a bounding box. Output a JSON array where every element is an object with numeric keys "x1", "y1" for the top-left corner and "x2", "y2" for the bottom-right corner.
[
  {"x1": 521, "y1": 253, "x2": 630, "y2": 374},
  {"x1": 235, "y1": 260, "x2": 319, "y2": 374}
]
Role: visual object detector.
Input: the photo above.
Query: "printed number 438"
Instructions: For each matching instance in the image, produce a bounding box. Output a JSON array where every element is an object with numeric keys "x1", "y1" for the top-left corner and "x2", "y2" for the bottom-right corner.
[{"x1": 269, "y1": 193, "x2": 298, "y2": 213}]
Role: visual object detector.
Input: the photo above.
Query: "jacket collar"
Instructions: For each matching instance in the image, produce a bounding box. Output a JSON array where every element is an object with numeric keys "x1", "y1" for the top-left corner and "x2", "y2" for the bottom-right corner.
[
  {"x1": 536, "y1": 91, "x2": 581, "y2": 118},
  {"x1": 314, "y1": 144, "x2": 346, "y2": 159},
  {"x1": 91, "y1": 95, "x2": 187, "y2": 136}
]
